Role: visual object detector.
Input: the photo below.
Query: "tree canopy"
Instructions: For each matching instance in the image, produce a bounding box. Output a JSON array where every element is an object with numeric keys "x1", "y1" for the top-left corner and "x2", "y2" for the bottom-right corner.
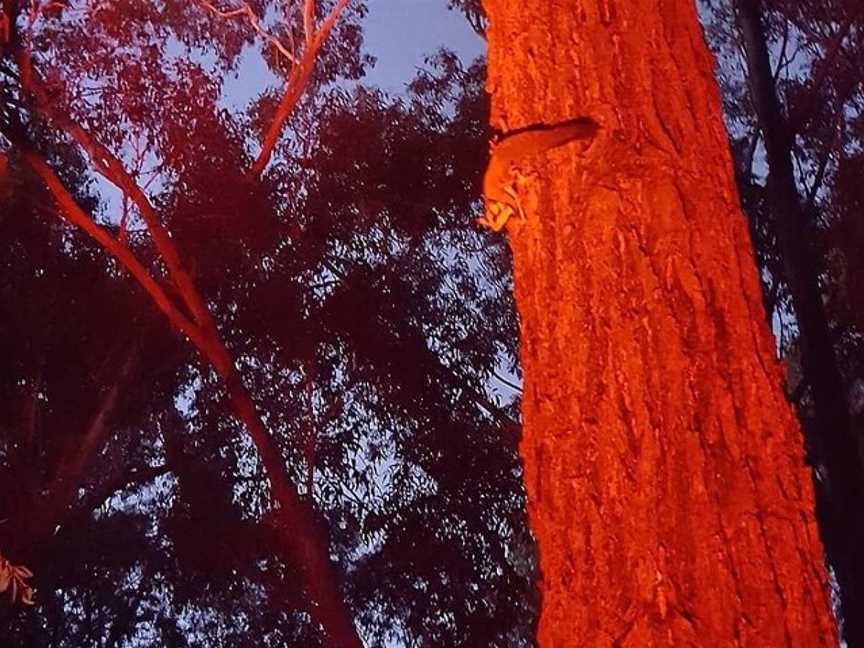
[
  {"x1": 1, "y1": 2, "x2": 534, "y2": 645},
  {"x1": 2, "y1": 0, "x2": 863, "y2": 645}
]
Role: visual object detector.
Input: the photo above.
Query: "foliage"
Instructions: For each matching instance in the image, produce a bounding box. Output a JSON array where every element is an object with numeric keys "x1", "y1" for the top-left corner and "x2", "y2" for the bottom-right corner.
[
  {"x1": 1, "y1": 1, "x2": 535, "y2": 645},
  {"x1": 701, "y1": 1, "x2": 864, "y2": 640},
  {"x1": 702, "y1": 0, "x2": 864, "y2": 366}
]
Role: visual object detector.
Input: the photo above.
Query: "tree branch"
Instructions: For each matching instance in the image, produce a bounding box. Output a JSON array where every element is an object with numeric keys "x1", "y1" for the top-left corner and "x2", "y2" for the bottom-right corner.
[
  {"x1": 19, "y1": 8, "x2": 361, "y2": 642},
  {"x1": 303, "y1": 0, "x2": 315, "y2": 45},
  {"x1": 23, "y1": 71, "x2": 212, "y2": 332},
  {"x1": 302, "y1": 356, "x2": 318, "y2": 498},
  {"x1": 84, "y1": 463, "x2": 175, "y2": 515},
  {"x1": 196, "y1": 0, "x2": 299, "y2": 64},
  {"x1": 26, "y1": 107, "x2": 362, "y2": 648},
  {"x1": 493, "y1": 369, "x2": 523, "y2": 394},
  {"x1": 45, "y1": 346, "x2": 139, "y2": 506},
  {"x1": 249, "y1": 0, "x2": 351, "y2": 177},
  {"x1": 24, "y1": 151, "x2": 205, "y2": 348},
  {"x1": 193, "y1": 0, "x2": 352, "y2": 178}
]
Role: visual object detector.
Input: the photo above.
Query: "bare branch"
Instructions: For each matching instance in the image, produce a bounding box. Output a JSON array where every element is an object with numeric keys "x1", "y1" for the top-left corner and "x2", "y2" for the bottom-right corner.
[
  {"x1": 119, "y1": 195, "x2": 131, "y2": 245},
  {"x1": 190, "y1": 0, "x2": 353, "y2": 177},
  {"x1": 197, "y1": 0, "x2": 299, "y2": 64},
  {"x1": 772, "y1": 18, "x2": 789, "y2": 81},
  {"x1": 27, "y1": 147, "x2": 362, "y2": 647},
  {"x1": 24, "y1": 151, "x2": 204, "y2": 348},
  {"x1": 28, "y1": 75, "x2": 213, "y2": 331},
  {"x1": 46, "y1": 347, "x2": 139, "y2": 502},
  {"x1": 493, "y1": 369, "x2": 523, "y2": 394},
  {"x1": 804, "y1": 117, "x2": 842, "y2": 208},
  {"x1": 86, "y1": 463, "x2": 174, "y2": 512},
  {"x1": 303, "y1": 356, "x2": 317, "y2": 498},
  {"x1": 303, "y1": 0, "x2": 315, "y2": 45},
  {"x1": 249, "y1": 0, "x2": 352, "y2": 177}
]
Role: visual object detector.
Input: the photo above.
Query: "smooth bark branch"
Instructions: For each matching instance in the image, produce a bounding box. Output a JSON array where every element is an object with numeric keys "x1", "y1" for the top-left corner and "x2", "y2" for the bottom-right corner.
[
  {"x1": 24, "y1": 151, "x2": 204, "y2": 346},
  {"x1": 249, "y1": 0, "x2": 351, "y2": 177},
  {"x1": 56, "y1": 129, "x2": 208, "y2": 328},
  {"x1": 303, "y1": 0, "x2": 315, "y2": 45},
  {"x1": 24, "y1": 74, "x2": 210, "y2": 329},
  {"x1": 0, "y1": 340, "x2": 136, "y2": 590},
  {"x1": 197, "y1": 0, "x2": 299, "y2": 64},
  {"x1": 190, "y1": 0, "x2": 352, "y2": 177},
  {"x1": 28, "y1": 147, "x2": 362, "y2": 647}
]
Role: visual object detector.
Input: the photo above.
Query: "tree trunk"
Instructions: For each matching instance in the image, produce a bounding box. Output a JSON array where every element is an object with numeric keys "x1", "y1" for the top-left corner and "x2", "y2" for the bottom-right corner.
[
  {"x1": 735, "y1": 3, "x2": 864, "y2": 644},
  {"x1": 481, "y1": 0, "x2": 836, "y2": 645}
]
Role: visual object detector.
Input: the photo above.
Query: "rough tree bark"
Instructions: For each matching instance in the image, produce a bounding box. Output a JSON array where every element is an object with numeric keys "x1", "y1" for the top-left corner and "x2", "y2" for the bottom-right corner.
[
  {"x1": 481, "y1": 0, "x2": 837, "y2": 645},
  {"x1": 735, "y1": 3, "x2": 864, "y2": 644}
]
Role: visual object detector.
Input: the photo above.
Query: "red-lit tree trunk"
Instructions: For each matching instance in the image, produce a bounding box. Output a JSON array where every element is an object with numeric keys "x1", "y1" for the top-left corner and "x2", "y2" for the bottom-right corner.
[
  {"x1": 735, "y1": 3, "x2": 864, "y2": 645},
  {"x1": 482, "y1": 0, "x2": 837, "y2": 644}
]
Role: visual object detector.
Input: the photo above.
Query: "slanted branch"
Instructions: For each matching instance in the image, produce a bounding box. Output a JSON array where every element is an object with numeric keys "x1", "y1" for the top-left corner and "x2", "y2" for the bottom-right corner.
[
  {"x1": 194, "y1": 0, "x2": 353, "y2": 177},
  {"x1": 197, "y1": 0, "x2": 300, "y2": 64},
  {"x1": 13, "y1": 1, "x2": 361, "y2": 644}
]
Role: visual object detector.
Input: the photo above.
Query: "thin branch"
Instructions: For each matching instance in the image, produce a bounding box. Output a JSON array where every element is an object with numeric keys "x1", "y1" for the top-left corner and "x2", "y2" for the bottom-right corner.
[
  {"x1": 805, "y1": 144, "x2": 833, "y2": 208},
  {"x1": 191, "y1": 0, "x2": 353, "y2": 178},
  {"x1": 303, "y1": 0, "x2": 315, "y2": 45},
  {"x1": 24, "y1": 150, "x2": 205, "y2": 348},
  {"x1": 772, "y1": 18, "x2": 789, "y2": 81},
  {"x1": 249, "y1": 0, "x2": 352, "y2": 177},
  {"x1": 53, "y1": 463, "x2": 176, "y2": 550},
  {"x1": 303, "y1": 355, "x2": 317, "y2": 498},
  {"x1": 493, "y1": 369, "x2": 523, "y2": 394},
  {"x1": 805, "y1": 86, "x2": 849, "y2": 208},
  {"x1": 746, "y1": 128, "x2": 761, "y2": 178},
  {"x1": 197, "y1": 0, "x2": 299, "y2": 64},
  {"x1": 119, "y1": 194, "x2": 130, "y2": 245}
]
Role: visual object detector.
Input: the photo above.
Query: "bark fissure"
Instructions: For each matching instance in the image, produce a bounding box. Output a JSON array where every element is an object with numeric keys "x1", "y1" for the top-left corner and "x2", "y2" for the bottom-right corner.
[{"x1": 483, "y1": 0, "x2": 836, "y2": 644}]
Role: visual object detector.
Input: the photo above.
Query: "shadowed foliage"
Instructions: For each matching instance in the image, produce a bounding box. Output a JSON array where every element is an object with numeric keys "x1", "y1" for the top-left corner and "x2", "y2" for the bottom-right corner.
[{"x1": 1, "y1": 1, "x2": 536, "y2": 644}]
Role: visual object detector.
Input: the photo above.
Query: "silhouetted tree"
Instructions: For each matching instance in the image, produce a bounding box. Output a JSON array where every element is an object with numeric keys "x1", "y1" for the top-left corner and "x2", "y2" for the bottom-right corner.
[{"x1": 2, "y1": 2, "x2": 536, "y2": 644}]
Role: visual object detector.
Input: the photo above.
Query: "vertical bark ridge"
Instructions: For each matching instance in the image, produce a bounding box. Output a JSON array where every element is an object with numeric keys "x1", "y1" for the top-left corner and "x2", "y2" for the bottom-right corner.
[{"x1": 482, "y1": 0, "x2": 836, "y2": 644}]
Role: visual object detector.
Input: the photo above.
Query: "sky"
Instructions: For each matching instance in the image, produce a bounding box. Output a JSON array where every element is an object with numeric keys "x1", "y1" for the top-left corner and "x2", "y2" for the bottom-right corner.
[
  {"x1": 100, "y1": 1, "x2": 486, "y2": 228},
  {"x1": 361, "y1": 0, "x2": 484, "y2": 94},
  {"x1": 220, "y1": 0, "x2": 484, "y2": 104}
]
